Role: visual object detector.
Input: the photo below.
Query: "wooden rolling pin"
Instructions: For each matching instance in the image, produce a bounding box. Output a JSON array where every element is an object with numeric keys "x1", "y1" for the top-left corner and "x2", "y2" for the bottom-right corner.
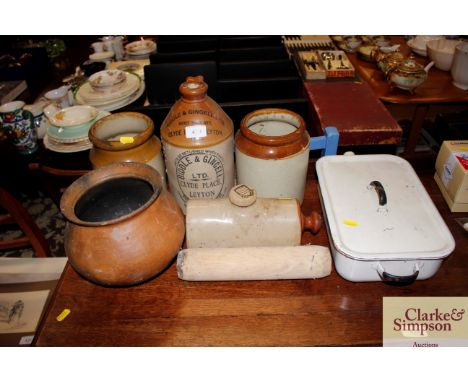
[{"x1": 177, "y1": 245, "x2": 331, "y2": 281}]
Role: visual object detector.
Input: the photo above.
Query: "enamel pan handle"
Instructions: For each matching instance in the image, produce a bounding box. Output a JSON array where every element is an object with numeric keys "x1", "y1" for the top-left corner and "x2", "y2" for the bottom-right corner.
[
  {"x1": 370, "y1": 180, "x2": 387, "y2": 206},
  {"x1": 377, "y1": 264, "x2": 420, "y2": 285}
]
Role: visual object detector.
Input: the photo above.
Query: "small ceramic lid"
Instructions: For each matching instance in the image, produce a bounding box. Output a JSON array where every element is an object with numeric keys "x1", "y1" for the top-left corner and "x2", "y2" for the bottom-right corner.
[
  {"x1": 229, "y1": 184, "x2": 257, "y2": 207},
  {"x1": 382, "y1": 52, "x2": 404, "y2": 64},
  {"x1": 397, "y1": 56, "x2": 425, "y2": 73}
]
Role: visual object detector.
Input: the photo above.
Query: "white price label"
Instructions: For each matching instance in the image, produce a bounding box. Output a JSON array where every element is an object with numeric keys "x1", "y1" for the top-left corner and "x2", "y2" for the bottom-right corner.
[{"x1": 185, "y1": 125, "x2": 207, "y2": 139}]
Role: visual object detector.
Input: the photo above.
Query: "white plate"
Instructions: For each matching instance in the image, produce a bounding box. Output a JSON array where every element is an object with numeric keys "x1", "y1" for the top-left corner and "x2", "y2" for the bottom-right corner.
[
  {"x1": 75, "y1": 72, "x2": 140, "y2": 104},
  {"x1": 76, "y1": 72, "x2": 140, "y2": 103},
  {"x1": 46, "y1": 134, "x2": 90, "y2": 145},
  {"x1": 44, "y1": 135, "x2": 93, "y2": 153},
  {"x1": 125, "y1": 40, "x2": 156, "y2": 53},
  {"x1": 76, "y1": 82, "x2": 146, "y2": 112}
]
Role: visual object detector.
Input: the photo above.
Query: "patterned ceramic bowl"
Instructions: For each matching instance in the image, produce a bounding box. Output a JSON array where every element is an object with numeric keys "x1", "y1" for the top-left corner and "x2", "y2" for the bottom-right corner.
[{"x1": 89, "y1": 70, "x2": 126, "y2": 89}]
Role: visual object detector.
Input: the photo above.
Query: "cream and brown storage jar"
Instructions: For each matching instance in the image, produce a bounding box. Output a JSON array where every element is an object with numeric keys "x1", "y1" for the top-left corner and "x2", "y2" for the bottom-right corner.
[
  {"x1": 89, "y1": 112, "x2": 166, "y2": 188},
  {"x1": 235, "y1": 108, "x2": 310, "y2": 203},
  {"x1": 161, "y1": 76, "x2": 235, "y2": 213}
]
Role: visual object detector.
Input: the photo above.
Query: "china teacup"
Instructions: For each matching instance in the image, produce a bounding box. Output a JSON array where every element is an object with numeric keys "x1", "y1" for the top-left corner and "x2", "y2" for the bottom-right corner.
[{"x1": 45, "y1": 85, "x2": 72, "y2": 109}]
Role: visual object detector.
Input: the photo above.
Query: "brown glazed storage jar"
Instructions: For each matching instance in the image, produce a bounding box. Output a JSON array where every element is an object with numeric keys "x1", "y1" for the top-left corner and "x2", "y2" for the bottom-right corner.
[
  {"x1": 60, "y1": 162, "x2": 185, "y2": 286},
  {"x1": 89, "y1": 112, "x2": 166, "y2": 188},
  {"x1": 235, "y1": 108, "x2": 310, "y2": 203},
  {"x1": 160, "y1": 75, "x2": 234, "y2": 213}
]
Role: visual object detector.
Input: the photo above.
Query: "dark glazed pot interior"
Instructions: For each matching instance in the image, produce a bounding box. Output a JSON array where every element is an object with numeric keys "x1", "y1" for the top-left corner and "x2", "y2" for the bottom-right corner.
[{"x1": 74, "y1": 177, "x2": 155, "y2": 223}]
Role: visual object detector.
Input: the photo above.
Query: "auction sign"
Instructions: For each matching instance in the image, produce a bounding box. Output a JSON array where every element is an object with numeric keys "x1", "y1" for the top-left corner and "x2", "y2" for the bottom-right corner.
[{"x1": 383, "y1": 297, "x2": 468, "y2": 347}]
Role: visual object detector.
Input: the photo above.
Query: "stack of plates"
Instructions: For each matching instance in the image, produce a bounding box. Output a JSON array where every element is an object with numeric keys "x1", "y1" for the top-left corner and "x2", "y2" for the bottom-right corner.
[
  {"x1": 125, "y1": 40, "x2": 157, "y2": 59},
  {"x1": 74, "y1": 70, "x2": 145, "y2": 112},
  {"x1": 43, "y1": 105, "x2": 110, "y2": 153}
]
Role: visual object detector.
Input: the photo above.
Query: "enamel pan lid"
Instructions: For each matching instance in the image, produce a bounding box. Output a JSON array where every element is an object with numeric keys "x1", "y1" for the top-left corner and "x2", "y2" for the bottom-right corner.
[{"x1": 316, "y1": 155, "x2": 455, "y2": 261}]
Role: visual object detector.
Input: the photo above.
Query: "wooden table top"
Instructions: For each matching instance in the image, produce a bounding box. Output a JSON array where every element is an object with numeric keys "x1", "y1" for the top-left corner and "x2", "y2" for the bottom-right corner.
[
  {"x1": 34, "y1": 164, "x2": 468, "y2": 346},
  {"x1": 347, "y1": 36, "x2": 468, "y2": 104}
]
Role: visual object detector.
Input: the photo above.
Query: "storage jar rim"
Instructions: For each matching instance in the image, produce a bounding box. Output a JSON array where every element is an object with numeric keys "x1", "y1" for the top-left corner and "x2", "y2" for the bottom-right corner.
[
  {"x1": 88, "y1": 112, "x2": 154, "y2": 151},
  {"x1": 60, "y1": 162, "x2": 163, "y2": 227}
]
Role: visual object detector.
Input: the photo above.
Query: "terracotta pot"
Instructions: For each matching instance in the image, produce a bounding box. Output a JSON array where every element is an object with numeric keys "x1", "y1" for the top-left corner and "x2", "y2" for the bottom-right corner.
[
  {"x1": 160, "y1": 75, "x2": 234, "y2": 213},
  {"x1": 89, "y1": 112, "x2": 166, "y2": 188},
  {"x1": 60, "y1": 162, "x2": 184, "y2": 286},
  {"x1": 235, "y1": 108, "x2": 310, "y2": 203}
]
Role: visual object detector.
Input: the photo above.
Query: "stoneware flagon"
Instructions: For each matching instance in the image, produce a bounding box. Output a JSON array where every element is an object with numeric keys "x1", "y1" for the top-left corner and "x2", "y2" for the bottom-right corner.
[
  {"x1": 89, "y1": 111, "x2": 166, "y2": 188},
  {"x1": 60, "y1": 162, "x2": 185, "y2": 286},
  {"x1": 160, "y1": 75, "x2": 234, "y2": 213}
]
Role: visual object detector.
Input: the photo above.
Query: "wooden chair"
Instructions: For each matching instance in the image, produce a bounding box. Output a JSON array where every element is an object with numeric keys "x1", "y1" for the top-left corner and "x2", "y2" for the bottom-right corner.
[
  {"x1": 28, "y1": 162, "x2": 89, "y2": 207},
  {"x1": 0, "y1": 186, "x2": 50, "y2": 258}
]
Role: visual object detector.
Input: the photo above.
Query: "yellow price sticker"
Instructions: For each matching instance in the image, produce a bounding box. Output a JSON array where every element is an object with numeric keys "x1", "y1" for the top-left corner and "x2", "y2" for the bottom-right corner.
[
  {"x1": 343, "y1": 219, "x2": 359, "y2": 227},
  {"x1": 119, "y1": 136, "x2": 134, "y2": 144},
  {"x1": 56, "y1": 309, "x2": 71, "y2": 322}
]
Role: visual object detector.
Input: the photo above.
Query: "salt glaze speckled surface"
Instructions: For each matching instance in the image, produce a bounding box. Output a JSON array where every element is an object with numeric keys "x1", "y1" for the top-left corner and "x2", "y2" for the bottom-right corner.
[
  {"x1": 60, "y1": 162, "x2": 184, "y2": 286},
  {"x1": 161, "y1": 76, "x2": 234, "y2": 213}
]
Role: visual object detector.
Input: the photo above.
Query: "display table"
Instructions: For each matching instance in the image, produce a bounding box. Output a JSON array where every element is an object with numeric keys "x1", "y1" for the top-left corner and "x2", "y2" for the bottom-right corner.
[
  {"x1": 346, "y1": 36, "x2": 468, "y2": 156},
  {"x1": 33, "y1": 162, "x2": 468, "y2": 346}
]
